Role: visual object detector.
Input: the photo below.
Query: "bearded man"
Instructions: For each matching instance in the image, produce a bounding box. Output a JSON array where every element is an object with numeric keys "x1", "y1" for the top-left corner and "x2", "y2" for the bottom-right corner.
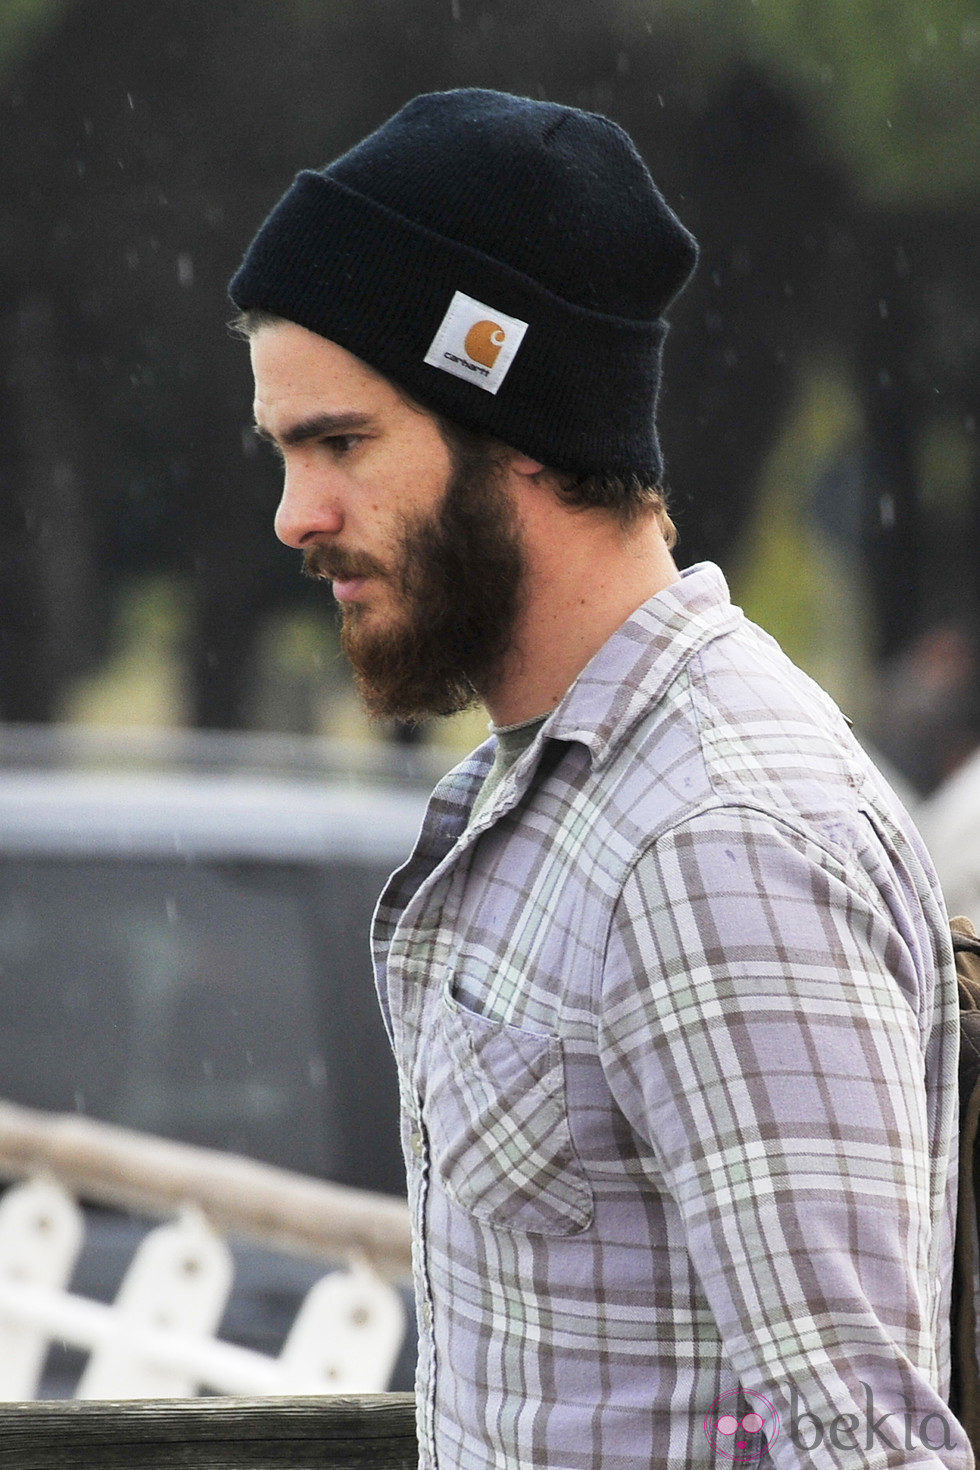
[{"x1": 230, "y1": 90, "x2": 966, "y2": 1469}]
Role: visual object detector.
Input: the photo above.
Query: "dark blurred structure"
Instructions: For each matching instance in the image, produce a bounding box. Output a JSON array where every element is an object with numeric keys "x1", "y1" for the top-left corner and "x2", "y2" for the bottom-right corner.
[
  {"x1": 868, "y1": 621, "x2": 980, "y2": 797},
  {"x1": 2, "y1": 0, "x2": 978, "y2": 736}
]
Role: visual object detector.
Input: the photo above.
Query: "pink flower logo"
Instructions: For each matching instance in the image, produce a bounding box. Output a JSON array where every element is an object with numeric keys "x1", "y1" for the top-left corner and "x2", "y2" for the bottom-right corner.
[{"x1": 704, "y1": 1389, "x2": 780, "y2": 1462}]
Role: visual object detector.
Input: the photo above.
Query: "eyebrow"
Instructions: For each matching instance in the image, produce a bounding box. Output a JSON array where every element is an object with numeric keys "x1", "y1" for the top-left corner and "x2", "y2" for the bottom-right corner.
[{"x1": 252, "y1": 412, "x2": 374, "y2": 448}]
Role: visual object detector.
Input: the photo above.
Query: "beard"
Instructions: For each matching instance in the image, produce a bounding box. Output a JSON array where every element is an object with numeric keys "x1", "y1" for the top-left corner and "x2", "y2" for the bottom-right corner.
[{"x1": 302, "y1": 439, "x2": 527, "y2": 721}]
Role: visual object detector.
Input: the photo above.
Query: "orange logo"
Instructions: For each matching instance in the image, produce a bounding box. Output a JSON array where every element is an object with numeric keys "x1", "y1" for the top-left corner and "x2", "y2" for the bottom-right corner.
[{"x1": 464, "y1": 319, "x2": 507, "y2": 369}]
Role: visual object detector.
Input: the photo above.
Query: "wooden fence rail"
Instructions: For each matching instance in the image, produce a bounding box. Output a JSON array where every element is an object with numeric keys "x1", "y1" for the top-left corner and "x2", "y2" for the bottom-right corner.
[
  {"x1": 0, "y1": 1100, "x2": 412, "y2": 1278},
  {"x1": 0, "y1": 1394, "x2": 418, "y2": 1470},
  {"x1": 0, "y1": 1102, "x2": 413, "y2": 1400}
]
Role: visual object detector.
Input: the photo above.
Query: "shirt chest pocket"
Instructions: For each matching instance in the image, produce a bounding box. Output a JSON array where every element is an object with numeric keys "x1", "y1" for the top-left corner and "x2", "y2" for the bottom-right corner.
[{"x1": 421, "y1": 994, "x2": 594, "y2": 1236}]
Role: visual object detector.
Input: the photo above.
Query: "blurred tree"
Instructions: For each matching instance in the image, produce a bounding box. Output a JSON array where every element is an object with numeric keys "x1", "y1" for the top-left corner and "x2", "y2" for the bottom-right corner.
[
  {"x1": 629, "y1": 0, "x2": 980, "y2": 205},
  {"x1": 0, "y1": 0, "x2": 69, "y2": 76},
  {"x1": 626, "y1": 0, "x2": 980, "y2": 654}
]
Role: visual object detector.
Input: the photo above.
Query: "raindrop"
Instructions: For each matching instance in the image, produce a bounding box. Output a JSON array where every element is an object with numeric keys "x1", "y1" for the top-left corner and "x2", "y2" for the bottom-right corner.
[
  {"x1": 74, "y1": 1091, "x2": 86, "y2": 1112},
  {"x1": 166, "y1": 897, "x2": 178, "y2": 924},
  {"x1": 878, "y1": 369, "x2": 892, "y2": 389},
  {"x1": 450, "y1": 0, "x2": 460, "y2": 18},
  {"x1": 878, "y1": 299, "x2": 889, "y2": 320},
  {"x1": 879, "y1": 493, "x2": 896, "y2": 529},
  {"x1": 964, "y1": 414, "x2": 976, "y2": 437},
  {"x1": 127, "y1": 92, "x2": 135, "y2": 110},
  {"x1": 177, "y1": 253, "x2": 195, "y2": 288}
]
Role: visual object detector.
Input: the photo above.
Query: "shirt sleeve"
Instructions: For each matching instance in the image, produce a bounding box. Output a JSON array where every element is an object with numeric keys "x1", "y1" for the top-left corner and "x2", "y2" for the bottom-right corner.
[{"x1": 597, "y1": 803, "x2": 968, "y2": 1469}]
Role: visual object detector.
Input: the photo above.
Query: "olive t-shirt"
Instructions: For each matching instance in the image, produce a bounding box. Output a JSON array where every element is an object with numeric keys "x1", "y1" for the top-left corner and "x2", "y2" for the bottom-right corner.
[{"x1": 467, "y1": 713, "x2": 548, "y2": 828}]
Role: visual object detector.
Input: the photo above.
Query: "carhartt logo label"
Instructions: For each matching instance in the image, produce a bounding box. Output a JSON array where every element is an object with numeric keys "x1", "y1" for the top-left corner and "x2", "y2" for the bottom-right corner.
[
  {"x1": 424, "y1": 291, "x2": 528, "y2": 394},
  {"x1": 465, "y1": 319, "x2": 506, "y2": 368}
]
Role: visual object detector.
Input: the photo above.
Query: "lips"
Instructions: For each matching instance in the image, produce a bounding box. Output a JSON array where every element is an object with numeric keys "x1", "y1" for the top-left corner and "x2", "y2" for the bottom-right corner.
[
  {"x1": 331, "y1": 576, "x2": 370, "y2": 602},
  {"x1": 301, "y1": 546, "x2": 384, "y2": 596}
]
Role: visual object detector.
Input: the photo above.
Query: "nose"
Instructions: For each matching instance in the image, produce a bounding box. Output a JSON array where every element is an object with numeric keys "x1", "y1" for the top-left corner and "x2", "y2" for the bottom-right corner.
[{"x1": 273, "y1": 460, "x2": 345, "y2": 549}]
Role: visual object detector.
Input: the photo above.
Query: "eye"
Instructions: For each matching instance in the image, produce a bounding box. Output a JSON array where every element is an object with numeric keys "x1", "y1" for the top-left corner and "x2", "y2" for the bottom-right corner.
[{"x1": 322, "y1": 433, "x2": 363, "y2": 457}]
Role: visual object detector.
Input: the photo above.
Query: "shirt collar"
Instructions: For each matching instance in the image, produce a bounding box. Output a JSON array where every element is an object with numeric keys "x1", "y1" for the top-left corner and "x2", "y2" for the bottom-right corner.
[
  {"x1": 420, "y1": 562, "x2": 741, "y2": 846},
  {"x1": 543, "y1": 561, "x2": 742, "y2": 768}
]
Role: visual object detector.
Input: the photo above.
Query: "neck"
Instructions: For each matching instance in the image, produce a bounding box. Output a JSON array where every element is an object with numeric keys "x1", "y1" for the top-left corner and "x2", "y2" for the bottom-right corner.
[{"x1": 481, "y1": 487, "x2": 680, "y2": 727}]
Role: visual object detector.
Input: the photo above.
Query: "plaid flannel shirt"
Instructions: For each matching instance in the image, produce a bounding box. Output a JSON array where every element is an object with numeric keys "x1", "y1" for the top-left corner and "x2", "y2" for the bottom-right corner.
[{"x1": 372, "y1": 563, "x2": 966, "y2": 1469}]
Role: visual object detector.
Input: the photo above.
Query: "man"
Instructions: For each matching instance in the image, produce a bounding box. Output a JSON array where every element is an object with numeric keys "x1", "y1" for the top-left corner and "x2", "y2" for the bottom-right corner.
[{"x1": 230, "y1": 90, "x2": 967, "y2": 1468}]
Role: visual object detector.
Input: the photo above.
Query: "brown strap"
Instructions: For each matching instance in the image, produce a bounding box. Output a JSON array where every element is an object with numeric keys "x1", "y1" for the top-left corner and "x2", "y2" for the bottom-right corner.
[
  {"x1": 950, "y1": 915, "x2": 980, "y2": 1448},
  {"x1": 952, "y1": 916, "x2": 980, "y2": 1013}
]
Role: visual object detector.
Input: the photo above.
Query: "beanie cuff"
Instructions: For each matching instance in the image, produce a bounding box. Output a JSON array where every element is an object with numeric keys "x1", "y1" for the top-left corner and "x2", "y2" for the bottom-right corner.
[{"x1": 230, "y1": 170, "x2": 669, "y2": 479}]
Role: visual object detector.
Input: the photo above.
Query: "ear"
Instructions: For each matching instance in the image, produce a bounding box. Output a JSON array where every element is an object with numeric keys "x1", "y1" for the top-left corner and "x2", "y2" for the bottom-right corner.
[{"x1": 507, "y1": 450, "x2": 547, "y2": 479}]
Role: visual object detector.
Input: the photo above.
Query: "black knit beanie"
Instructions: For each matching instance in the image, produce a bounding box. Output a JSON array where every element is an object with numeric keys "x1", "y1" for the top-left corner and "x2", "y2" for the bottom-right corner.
[{"x1": 229, "y1": 88, "x2": 697, "y2": 481}]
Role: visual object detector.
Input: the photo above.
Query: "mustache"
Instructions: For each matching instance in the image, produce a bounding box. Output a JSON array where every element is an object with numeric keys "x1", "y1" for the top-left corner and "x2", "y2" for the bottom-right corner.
[{"x1": 302, "y1": 545, "x2": 387, "y2": 582}]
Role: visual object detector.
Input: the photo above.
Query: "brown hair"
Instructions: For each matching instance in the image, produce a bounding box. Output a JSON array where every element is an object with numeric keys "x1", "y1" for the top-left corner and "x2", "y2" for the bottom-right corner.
[
  {"x1": 549, "y1": 468, "x2": 677, "y2": 543},
  {"x1": 435, "y1": 419, "x2": 677, "y2": 544}
]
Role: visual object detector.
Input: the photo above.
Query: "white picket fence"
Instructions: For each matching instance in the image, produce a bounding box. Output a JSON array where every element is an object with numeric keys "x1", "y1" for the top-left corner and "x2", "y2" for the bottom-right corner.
[{"x1": 0, "y1": 1101, "x2": 412, "y2": 1401}]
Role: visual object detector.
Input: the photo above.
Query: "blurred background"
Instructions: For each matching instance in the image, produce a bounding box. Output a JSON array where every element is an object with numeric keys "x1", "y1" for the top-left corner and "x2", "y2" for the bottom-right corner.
[{"x1": 1, "y1": 0, "x2": 978, "y2": 788}]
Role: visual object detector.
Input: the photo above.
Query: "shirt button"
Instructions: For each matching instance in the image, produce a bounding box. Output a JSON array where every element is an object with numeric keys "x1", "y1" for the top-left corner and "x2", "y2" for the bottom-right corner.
[{"x1": 410, "y1": 1129, "x2": 424, "y2": 1157}]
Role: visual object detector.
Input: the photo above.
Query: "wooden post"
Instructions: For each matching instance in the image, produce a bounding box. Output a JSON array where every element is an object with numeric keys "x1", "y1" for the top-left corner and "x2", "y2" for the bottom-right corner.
[{"x1": 0, "y1": 1394, "x2": 417, "y2": 1469}]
